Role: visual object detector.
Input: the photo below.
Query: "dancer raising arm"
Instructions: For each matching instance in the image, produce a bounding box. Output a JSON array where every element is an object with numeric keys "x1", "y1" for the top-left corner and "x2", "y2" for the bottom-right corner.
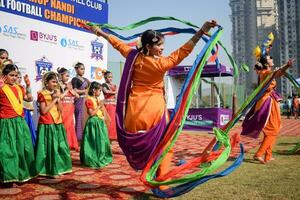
[{"x1": 89, "y1": 20, "x2": 217, "y2": 187}]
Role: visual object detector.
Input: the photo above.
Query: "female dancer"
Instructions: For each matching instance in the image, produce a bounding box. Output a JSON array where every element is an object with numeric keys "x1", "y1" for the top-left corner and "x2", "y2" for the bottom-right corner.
[
  {"x1": 71, "y1": 62, "x2": 90, "y2": 141},
  {"x1": 0, "y1": 64, "x2": 36, "y2": 183},
  {"x1": 102, "y1": 71, "x2": 117, "y2": 140},
  {"x1": 90, "y1": 20, "x2": 217, "y2": 185},
  {"x1": 242, "y1": 56, "x2": 293, "y2": 163},
  {"x1": 80, "y1": 81, "x2": 112, "y2": 168},
  {"x1": 35, "y1": 72, "x2": 72, "y2": 176},
  {"x1": 58, "y1": 67, "x2": 79, "y2": 151}
]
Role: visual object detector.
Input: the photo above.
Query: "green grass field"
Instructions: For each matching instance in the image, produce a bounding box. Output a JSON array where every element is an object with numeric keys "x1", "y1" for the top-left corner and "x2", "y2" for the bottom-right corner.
[{"x1": 136, "y1": 136, "x2": 300, "y2": 200}]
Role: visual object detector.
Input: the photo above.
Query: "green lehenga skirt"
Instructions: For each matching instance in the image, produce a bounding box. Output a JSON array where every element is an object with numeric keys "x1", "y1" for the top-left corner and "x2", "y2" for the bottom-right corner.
[
  {"x1": 0, "y1": 117, "x2": 36, "y2": 183},
  {"x1": 35, "y1": 123, "x2": 72, "y2": 176},
  {"x1": 80, "y1": 116, "x2": 112, "y2": 168}
]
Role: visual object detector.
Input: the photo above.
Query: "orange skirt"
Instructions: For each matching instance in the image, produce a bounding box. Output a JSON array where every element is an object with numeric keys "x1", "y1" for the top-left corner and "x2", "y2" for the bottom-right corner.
[
  {"x1": 124, "y1": 87, "x2": 165, "y2": 133},
  {"x1": 104, "y1": 103, "x2": 117, "y2": 140},
  {"x1": 62, "y1": 103, "x2": 79, "y2": 150}
]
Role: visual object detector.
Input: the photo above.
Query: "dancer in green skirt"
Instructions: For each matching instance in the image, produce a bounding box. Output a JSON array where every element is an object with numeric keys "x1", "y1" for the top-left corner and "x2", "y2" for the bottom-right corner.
[
  {"x1": 35, "y1": 72, "x2": 72, "y2": 177},
  {"x1": 80, "y1": 81, "x2": 112, "y2": 168},
  {"x1": 0, "y1": 64, "x2": 36, "y2": 183}
]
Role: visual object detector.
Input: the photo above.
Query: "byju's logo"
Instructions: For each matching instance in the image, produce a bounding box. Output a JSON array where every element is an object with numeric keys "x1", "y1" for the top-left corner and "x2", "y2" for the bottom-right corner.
[
  {"x1": 30, "y1": 30, "x2": 38, "y2": 41},
  {"x1": 60, "y1": 38, "x2": 84, "y2": 50},
  {"x1": 30, "y1": 30, "x2": 57, "y2": 44},
  {"x1": 0, "y1": 24, "x2": 26, "y2": 40}
]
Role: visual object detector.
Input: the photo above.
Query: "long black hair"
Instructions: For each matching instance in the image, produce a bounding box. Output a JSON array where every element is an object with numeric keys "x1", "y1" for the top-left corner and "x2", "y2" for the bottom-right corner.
[
  {"x1": 2, "y1": 64, "x2": 18, "y2": 75},
  {"x1": 74, "y1": 62, "x2": 84, "y2": 69},
  {"x1": 57, "y1": 67, "x2": 69, "y2": 75},
  {"x1": 258, "y1": 56, "x2": 270, "y2": 69},
  {"x1": 104, "y1": 70, "x2": 111, "y2": 78},
  {"x1": 42, "y1": 71, "x2": 58, "y2": 89},
  {"x1": 88, "y1": 81, "x2": 102, "y2": 96},
  {"x1": 138, "y1": 29, "x2": 164, "y2": 55},
  {"x1": 0, "y1": 49, "x2": 8, "y2": 57}
]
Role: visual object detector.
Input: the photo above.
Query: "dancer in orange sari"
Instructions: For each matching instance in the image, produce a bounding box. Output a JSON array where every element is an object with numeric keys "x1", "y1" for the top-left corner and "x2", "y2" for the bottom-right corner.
[
  {"x1": 90, "y1": 20, "x2": 217, "y2": 188},
  {"x1": 102, "y1": 71, "x2": 117, "y2": 140},
  {"x1": 253, "y1": 56, "x2": 292, "y2": 164}
]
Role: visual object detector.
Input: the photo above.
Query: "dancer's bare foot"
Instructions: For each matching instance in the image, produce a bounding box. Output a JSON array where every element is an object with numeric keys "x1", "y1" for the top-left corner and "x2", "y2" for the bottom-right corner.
[{"x1": 253, "y1": 156, "x2": 266, "y2": 164}]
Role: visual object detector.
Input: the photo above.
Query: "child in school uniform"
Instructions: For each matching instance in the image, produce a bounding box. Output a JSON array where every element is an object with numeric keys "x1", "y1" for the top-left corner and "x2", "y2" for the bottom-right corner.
[
  {"x1": 80, "y1": 81, "x2": 112, "y2": 168},
  {"x1": 0, "y1": 64, "x2": 36, "y2": 183},
  {"x1": 35, "y1": 72, "x2": 72, "y2": 177}
]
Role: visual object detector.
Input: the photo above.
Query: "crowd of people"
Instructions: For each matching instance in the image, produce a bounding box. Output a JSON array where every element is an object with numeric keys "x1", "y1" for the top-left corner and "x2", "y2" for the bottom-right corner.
[
  {"x1": 0, "y1": 48, "x2": 117, "y2": 184},
  {"x1": 285, "y1": 95, "x2": 300, "y2": 119}
]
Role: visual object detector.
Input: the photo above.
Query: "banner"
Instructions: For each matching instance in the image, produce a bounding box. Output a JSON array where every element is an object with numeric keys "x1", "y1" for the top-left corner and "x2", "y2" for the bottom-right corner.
[
  {"x1": 169, "y1": 108, "x2": 232, "y2": 131},
  {"x1": 0, "y1": 0, "x2": 109, "y2": 125},
  {"x1": 168, "y1": 64, "x2": 233, "y2": 77},
  {"x1": 0, "y1": 0, "x2": 108, "y2": 31}
]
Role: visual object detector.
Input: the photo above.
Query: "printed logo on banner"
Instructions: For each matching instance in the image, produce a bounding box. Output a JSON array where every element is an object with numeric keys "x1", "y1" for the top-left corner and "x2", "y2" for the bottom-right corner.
[
  {"x1": 60, "y1": 38, "x2": 84, "y2": 51},
  {"x1": 0, "y1": 24, "x2": 26, "y2": 40},
  {"x1": 220, "y1": 114, "x2": 230, "y2": 126},
  {"x1": 91, "y1": 38, "x2": 103, "y2": 60},
  {"x1": 30, "y1": 30, "x2": 57, "y2": 44},
  {"x1": 90, "y1": 66, "x2": 104, "y2": 80},
  {"x1": 35, "y1": 56, "x2": 53, "y2": 81},
  {"x1": 30, "y1": 31, "x2": 38, "y2": 41}
]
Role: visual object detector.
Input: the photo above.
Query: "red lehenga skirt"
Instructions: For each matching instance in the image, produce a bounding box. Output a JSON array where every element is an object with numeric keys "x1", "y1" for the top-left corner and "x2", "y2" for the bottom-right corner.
[
  {"x1": 62, "y1": 102, "x2": 79, "y2": 150},
  {"x1": 104, "y1": 103, "x2": 117, "y2": 140}
]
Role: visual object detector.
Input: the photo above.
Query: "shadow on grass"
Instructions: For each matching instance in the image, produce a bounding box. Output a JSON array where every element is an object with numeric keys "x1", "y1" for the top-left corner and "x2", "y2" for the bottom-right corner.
[
  {"x1": 276, "y1": 142, "x2": 299, "y2": 146},
  {"x1": 274, "y1": 150, "x2": 300, "y2": 155},
  {"x1": 242, "y1": 158, "x2": 264, "y2": 164}
]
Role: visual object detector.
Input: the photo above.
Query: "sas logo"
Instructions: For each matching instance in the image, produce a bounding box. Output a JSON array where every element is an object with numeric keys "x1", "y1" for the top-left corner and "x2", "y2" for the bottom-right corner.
[
  {"x1": 35, "y1": 56, "x2": 53, "y2": 81},
  {"x1": 0, "y1": 24, "x2": 26, "y2": 40},
  {"x1": 30, "y1": 30, "x2": 57, "y2": 44},
  {"x1": 60, "y1": 38, "x2": 84, "y2": 50},
  {"x1": 90, "y1": 66, "x2": 104, "y2": 81},
  {"x1": 91, "y1": 38, "x2": 103, "y2": 60}
]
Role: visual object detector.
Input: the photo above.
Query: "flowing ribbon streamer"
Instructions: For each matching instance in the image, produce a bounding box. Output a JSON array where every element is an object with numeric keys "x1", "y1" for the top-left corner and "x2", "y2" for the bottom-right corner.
[
  {"x1": 281, "y1": 72, "x2": 300, "y2": 154},
  {"x1": 140, "y1": 28, "x2": 244, "y2": 198},
  {"x1": 78, "y1": 18, "x2": 280, "y2": 197},
  {"x1": 88, "y1": 16, "x2": 199, "y2": 30},
  {"x1": 82, "y1": 16, "x2": 241, "y2": 75},
  {"x1": 285, "y1": 72, "x2": 300, "y2": 89},
  {"x1": 147, "y1": 54, "x2": 279, "y2": 198}
]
